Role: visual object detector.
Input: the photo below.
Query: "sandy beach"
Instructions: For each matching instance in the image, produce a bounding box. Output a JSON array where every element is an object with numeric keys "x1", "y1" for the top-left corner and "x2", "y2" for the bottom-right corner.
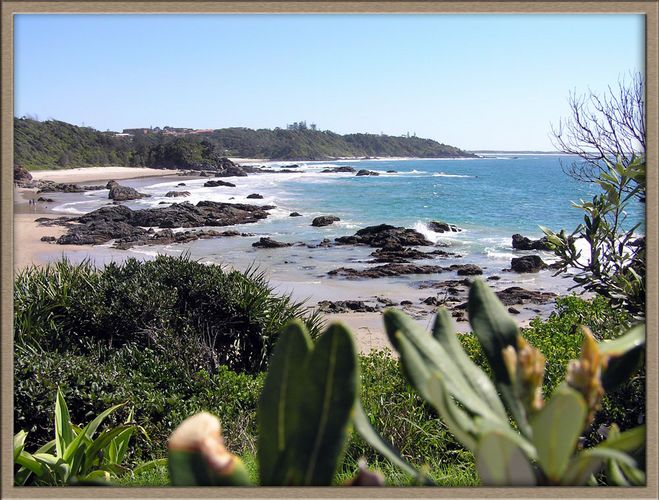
[{"x1": 28, "y1": 166, "x2": 181, "y2": 184}]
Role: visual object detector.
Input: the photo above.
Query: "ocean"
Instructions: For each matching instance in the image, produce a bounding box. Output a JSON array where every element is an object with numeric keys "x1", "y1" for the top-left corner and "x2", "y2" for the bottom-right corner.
[{"x1": 47, "y1": 154, "x2": 645, "y2": 307}]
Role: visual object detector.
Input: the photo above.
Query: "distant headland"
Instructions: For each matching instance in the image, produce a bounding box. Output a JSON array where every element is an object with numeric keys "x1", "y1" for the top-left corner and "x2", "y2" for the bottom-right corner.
[{"x1": 14, "y1": 117, "x2": 477, "y2": 169}]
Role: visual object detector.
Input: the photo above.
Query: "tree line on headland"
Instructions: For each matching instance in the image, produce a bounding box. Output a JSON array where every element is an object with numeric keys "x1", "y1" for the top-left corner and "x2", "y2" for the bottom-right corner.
[{"x1": 14, "y1": 117, "x2": 476, "y2": 170}]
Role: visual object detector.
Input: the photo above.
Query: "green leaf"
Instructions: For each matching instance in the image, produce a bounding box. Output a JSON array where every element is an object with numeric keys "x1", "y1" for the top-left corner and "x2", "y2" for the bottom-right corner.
[
  {"x1": 83, "y1": 425, "x2": 136, "y2": 473},
  {"x1": 63, "y1": 402, "x2": 125, "y2": 463},
  {"x1": 476, "y1": 431, "x2": 536, "y2": 486},
  {"x1": 108, "y1": 427, "x2": 134, "y2": 465},
  {"x1": 599, "y1": 324, "x2": 645, "y2": 355},
  {"x1": 55, "y1": 388, "x2": 75, "y2": 459},
  {"x1": 530, "y1": 387, "x2": 587, "y2": 482},
  {"x1": 288, "y1": 323, "x2": 359, "y2": 486},
  {"x1": 598, "y1": 425, "x2": 645, "y2": 454},
  {"x1": 561, "y1": 447, "x2": 637, "y2": 485},
  {"x1": 599, "y1": 325, "x2": 645, "y2": 391},
  {"x1": 432, "y1": 308, "x2": 507, "y2": 420},
  {"x1": 14, "y1": 430, "x2": 28, "y2": 461},
  {"x1": 81, "y1": 469, "x2": 111, "y2": 482},
  {"x1": 352, "y1": 400, "x2": 431, "y2": 484},
  {"x1": 467, "y1": 280, "x2": 531, "y2": 437},
  {"x1": 15, "y1": 450, "x2": 45, "y2": 477},
  {"x1": 133, "y1": 458, "x2": 168, "y2": 476},
  {"x1": 425, "y1": 372, "x2": 478, "y2": 452},
  {"x1": 384, "y1": 308, "x2": 505, "y2": 424},
  {"x1": 467, "y1": 280, "x2": 518, "y2": 384},
  {"x1": 258, "y1": 320, "x2": 313, "y2": 485}
]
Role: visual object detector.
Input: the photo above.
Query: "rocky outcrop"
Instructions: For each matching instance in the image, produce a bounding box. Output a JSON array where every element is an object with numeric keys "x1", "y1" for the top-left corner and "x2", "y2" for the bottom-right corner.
[
  {"x1": 312, "y1": 215, "x2": 340, "y2": 227},
  {"x1": 14, "y1": 165, "x2": 33, "y2": 185},
  {"x1": 247, "y1": 193, "x2": 263, "y2": 199},
  {"x1": 114, "y1": 228, "x2": 231, "y2": 250},
  {"x1": 328, "y1": 263, "x2": 443, "y2": 279},
  {"x1": 320, "y1": 166, "x2": 356, "y2": 173},
  {"x1": 428, "y1": 221, "x2": 461, "y2": 233},
  {"x1": 369, "y1": 246, "x2": 431, "y2": 263},
  {"x1": 252, "y1": 237, "x2": 293, "y2": 249},
  {"x1": 37, "y1": 182, "x2": 105, "y2": 193},
  {"x1": 289, "y1": 212, "x2": 303, "y2": 217},
  {"x1": 512, "y1": 234, "x2": 552, "y2": 251},
  {"x1": 495, "y1": 287, "x2": 556, "y2": 306},
  {"x1": 48, "y1": 201, "x2": 275, "y2": 246},
  {"x1": 165, "y1": 191, "x2": 190, "y2": 197},
  {"x1": 214, "y1": 157, "x2": 256, "y2": 177},
  {"x1": 449, "y1": 264, "x2": 483, "y2": 276},
  {"x1": 316, "y1": 300, "x2": 379, "y2": 313},
  {"x1": 204, "y1": 180, "x2": 236, "y2": 188},
  {"x1": 510, "y1": 255, "x2": 547, "y2": 273},
  {"x1": 335, "y1": 224, "x2": 433, "y2": 248},
  {"x1": 107, "y1": 181, "x2": 150, "y2": 201},
  {"x1": 356, "y1": 169, "x2": 380, "y2": 176}
]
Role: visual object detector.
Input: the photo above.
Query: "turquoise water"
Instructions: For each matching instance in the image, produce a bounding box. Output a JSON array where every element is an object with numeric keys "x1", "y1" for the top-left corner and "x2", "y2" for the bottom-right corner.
[{"x1": 49, "y1": 154, "x2": 644, "y2": 303}]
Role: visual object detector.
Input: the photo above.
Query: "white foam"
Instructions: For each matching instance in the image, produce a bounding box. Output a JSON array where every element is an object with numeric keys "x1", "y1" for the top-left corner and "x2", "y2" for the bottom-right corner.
[{"x1": 431, "y1": 173, "x2": 474, "y2": 178}]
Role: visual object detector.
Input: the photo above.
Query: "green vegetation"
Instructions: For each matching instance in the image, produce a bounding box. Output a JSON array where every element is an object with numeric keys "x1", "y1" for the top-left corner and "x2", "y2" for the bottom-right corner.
[
  {"x1": 14, "y1": 117, "x2": 475, "y2": 169},
  {"x1": 14, "y1": 258, "x2": 644, "y2": 487},
  {"x1": 548, "y1": 74, "x2": 646, "y2": 318},
  {"x1": 14, "y1": 389, "x2": 147, "y2": 485},
  {"x1": 379, "y1": 281, "x2": 645, "y2": 486},
  {"x1": 542, "y1": 156, "x2": 646, "y2": 318}
]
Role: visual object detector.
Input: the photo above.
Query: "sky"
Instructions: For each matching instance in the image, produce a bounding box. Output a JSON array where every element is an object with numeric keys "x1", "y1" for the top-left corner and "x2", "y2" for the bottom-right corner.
[{"x1": 14, "y1": 14, "x2": 644, "y2": 151}]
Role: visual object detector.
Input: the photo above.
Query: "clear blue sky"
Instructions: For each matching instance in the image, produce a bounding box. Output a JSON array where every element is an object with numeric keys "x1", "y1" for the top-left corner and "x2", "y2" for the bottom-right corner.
[{"x1": 14, "y1": 14, "x2": 644, "y2": 150}]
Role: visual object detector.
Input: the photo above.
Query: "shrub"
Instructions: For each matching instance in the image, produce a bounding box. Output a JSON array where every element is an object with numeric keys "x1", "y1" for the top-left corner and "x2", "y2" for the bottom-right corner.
[
  {"x1": 14, "y1": 341, "x2": 265, "y2": 462},
  {"x1": 14, "y1": 255, "x2": 323, "y2": 373},
  {"x1": 459, "y1": 294, "x2": 643, "y2": 447}
]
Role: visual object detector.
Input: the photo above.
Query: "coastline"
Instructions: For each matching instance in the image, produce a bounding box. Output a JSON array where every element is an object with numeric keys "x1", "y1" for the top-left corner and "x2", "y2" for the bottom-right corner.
[{"x1": 14, "y1": 163, "x2": 567, "y2": 353}]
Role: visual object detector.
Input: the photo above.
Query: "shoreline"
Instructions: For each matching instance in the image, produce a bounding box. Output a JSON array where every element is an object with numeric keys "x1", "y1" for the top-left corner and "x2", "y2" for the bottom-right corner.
[{"x1": 14, "y1": 164, "x2": 568, "y2": 353}]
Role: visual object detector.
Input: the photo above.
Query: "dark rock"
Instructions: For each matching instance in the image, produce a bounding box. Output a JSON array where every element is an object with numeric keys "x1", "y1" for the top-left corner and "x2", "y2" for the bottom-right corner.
[
  {"x1": 370, "y1": 246, "x2": 432, "y2": 263},
  {"x1": 328, "y1": 263, "x2": 443, "y2": 279},
  {"x1": 247, "y1": 193, "x2": 263, "y2": 199},
  {"x1": 511, "y1": 255, "x2": 547, "y2": 273},
  {"x1": 107, "y1": 181, "x2": 150, "y2": 201},
  {"x1": 14, "y1": 165, "x2": 33, "y2": 185},
  {"x1": 316, "y1": 300, "x2": 378, "y2": 313},
  {"x1": 37, "y1": 182, "x2": 105, "y2": 193},
  {"x1": 428, "y1": 221, "x2": 462, "y2": 233},
  {"x1": 356, "y1": 169, "x2": 380, "y2": 176},
  {"x1": 449, "y1": 264, "x2": 483, "y2": 276},
  {"x1": 252, "y1": 237, "x2": 293, "y2": 249},
  {"x1": 508, "y1": 307, "x2": 521, "y2": 314},
  {"x1": 204, "y1": 180, "x2": 236, "y2": 188},
  {"x1": 113, "y1": 228, "x2": 227, "y2": 250},
  {"x1": 312, "y1": 215, "x2": 340, "y2": 227},
  {"x1": 165, "y1": 191, "x2": 190, "y2": 197},
  {"x1": 213, "y1": 158, "x2": 255, "y2": 177},
  {"x1": 487, "y1": 275, "x2": 501, "y2": 281},
  {"x1": 284, "y1": 164, "x2": 300, "y2": 168},
  {"x1": 400, "y1": 300, "x2": 413, "y2": 306},
  {"x1": 386, "y1": 170, "x2": 397, "y2": 173},
  {"x1": 422, "y1": 296, "x2": 441, "y2": 306},
  {"x1": 375, "y1": 296, "x2": 395, "y2": 306},
  {"x1": 320, "y1": 166, "x2": 356, "y2": 173},
  {"x1": 177, "y1": 183, "x2": 187, "y2": 186},
  {"x1": 289, "y1": 212, "x2": 303, "y2": 217},
  {"x1": 495, "y1": 287, "x2": 556, "y2": 306},
  {"x1": 512, "y1": 233, "x2": 552, "y2": 251},
  {"x1": 37, "y1": 197, "x2": 54, "y2": 202},
  {"x1": 335, "y1": 224, "x2": 433, "y2": 248},
  {"x1": 40, "y1": 236, "x2": 56, "y2": 242},
  {"x1": 48, "y1": 201, "x2": 275, "y2": 246},
  {"x1": 318, "y1": 238, "x2": 332, "y2": 248}
]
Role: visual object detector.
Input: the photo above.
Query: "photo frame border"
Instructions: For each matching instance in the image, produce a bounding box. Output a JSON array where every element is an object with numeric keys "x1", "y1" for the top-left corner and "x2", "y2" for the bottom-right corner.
[{"x1": 2, "y1": 2, "x2": 657, "y2": 499}]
